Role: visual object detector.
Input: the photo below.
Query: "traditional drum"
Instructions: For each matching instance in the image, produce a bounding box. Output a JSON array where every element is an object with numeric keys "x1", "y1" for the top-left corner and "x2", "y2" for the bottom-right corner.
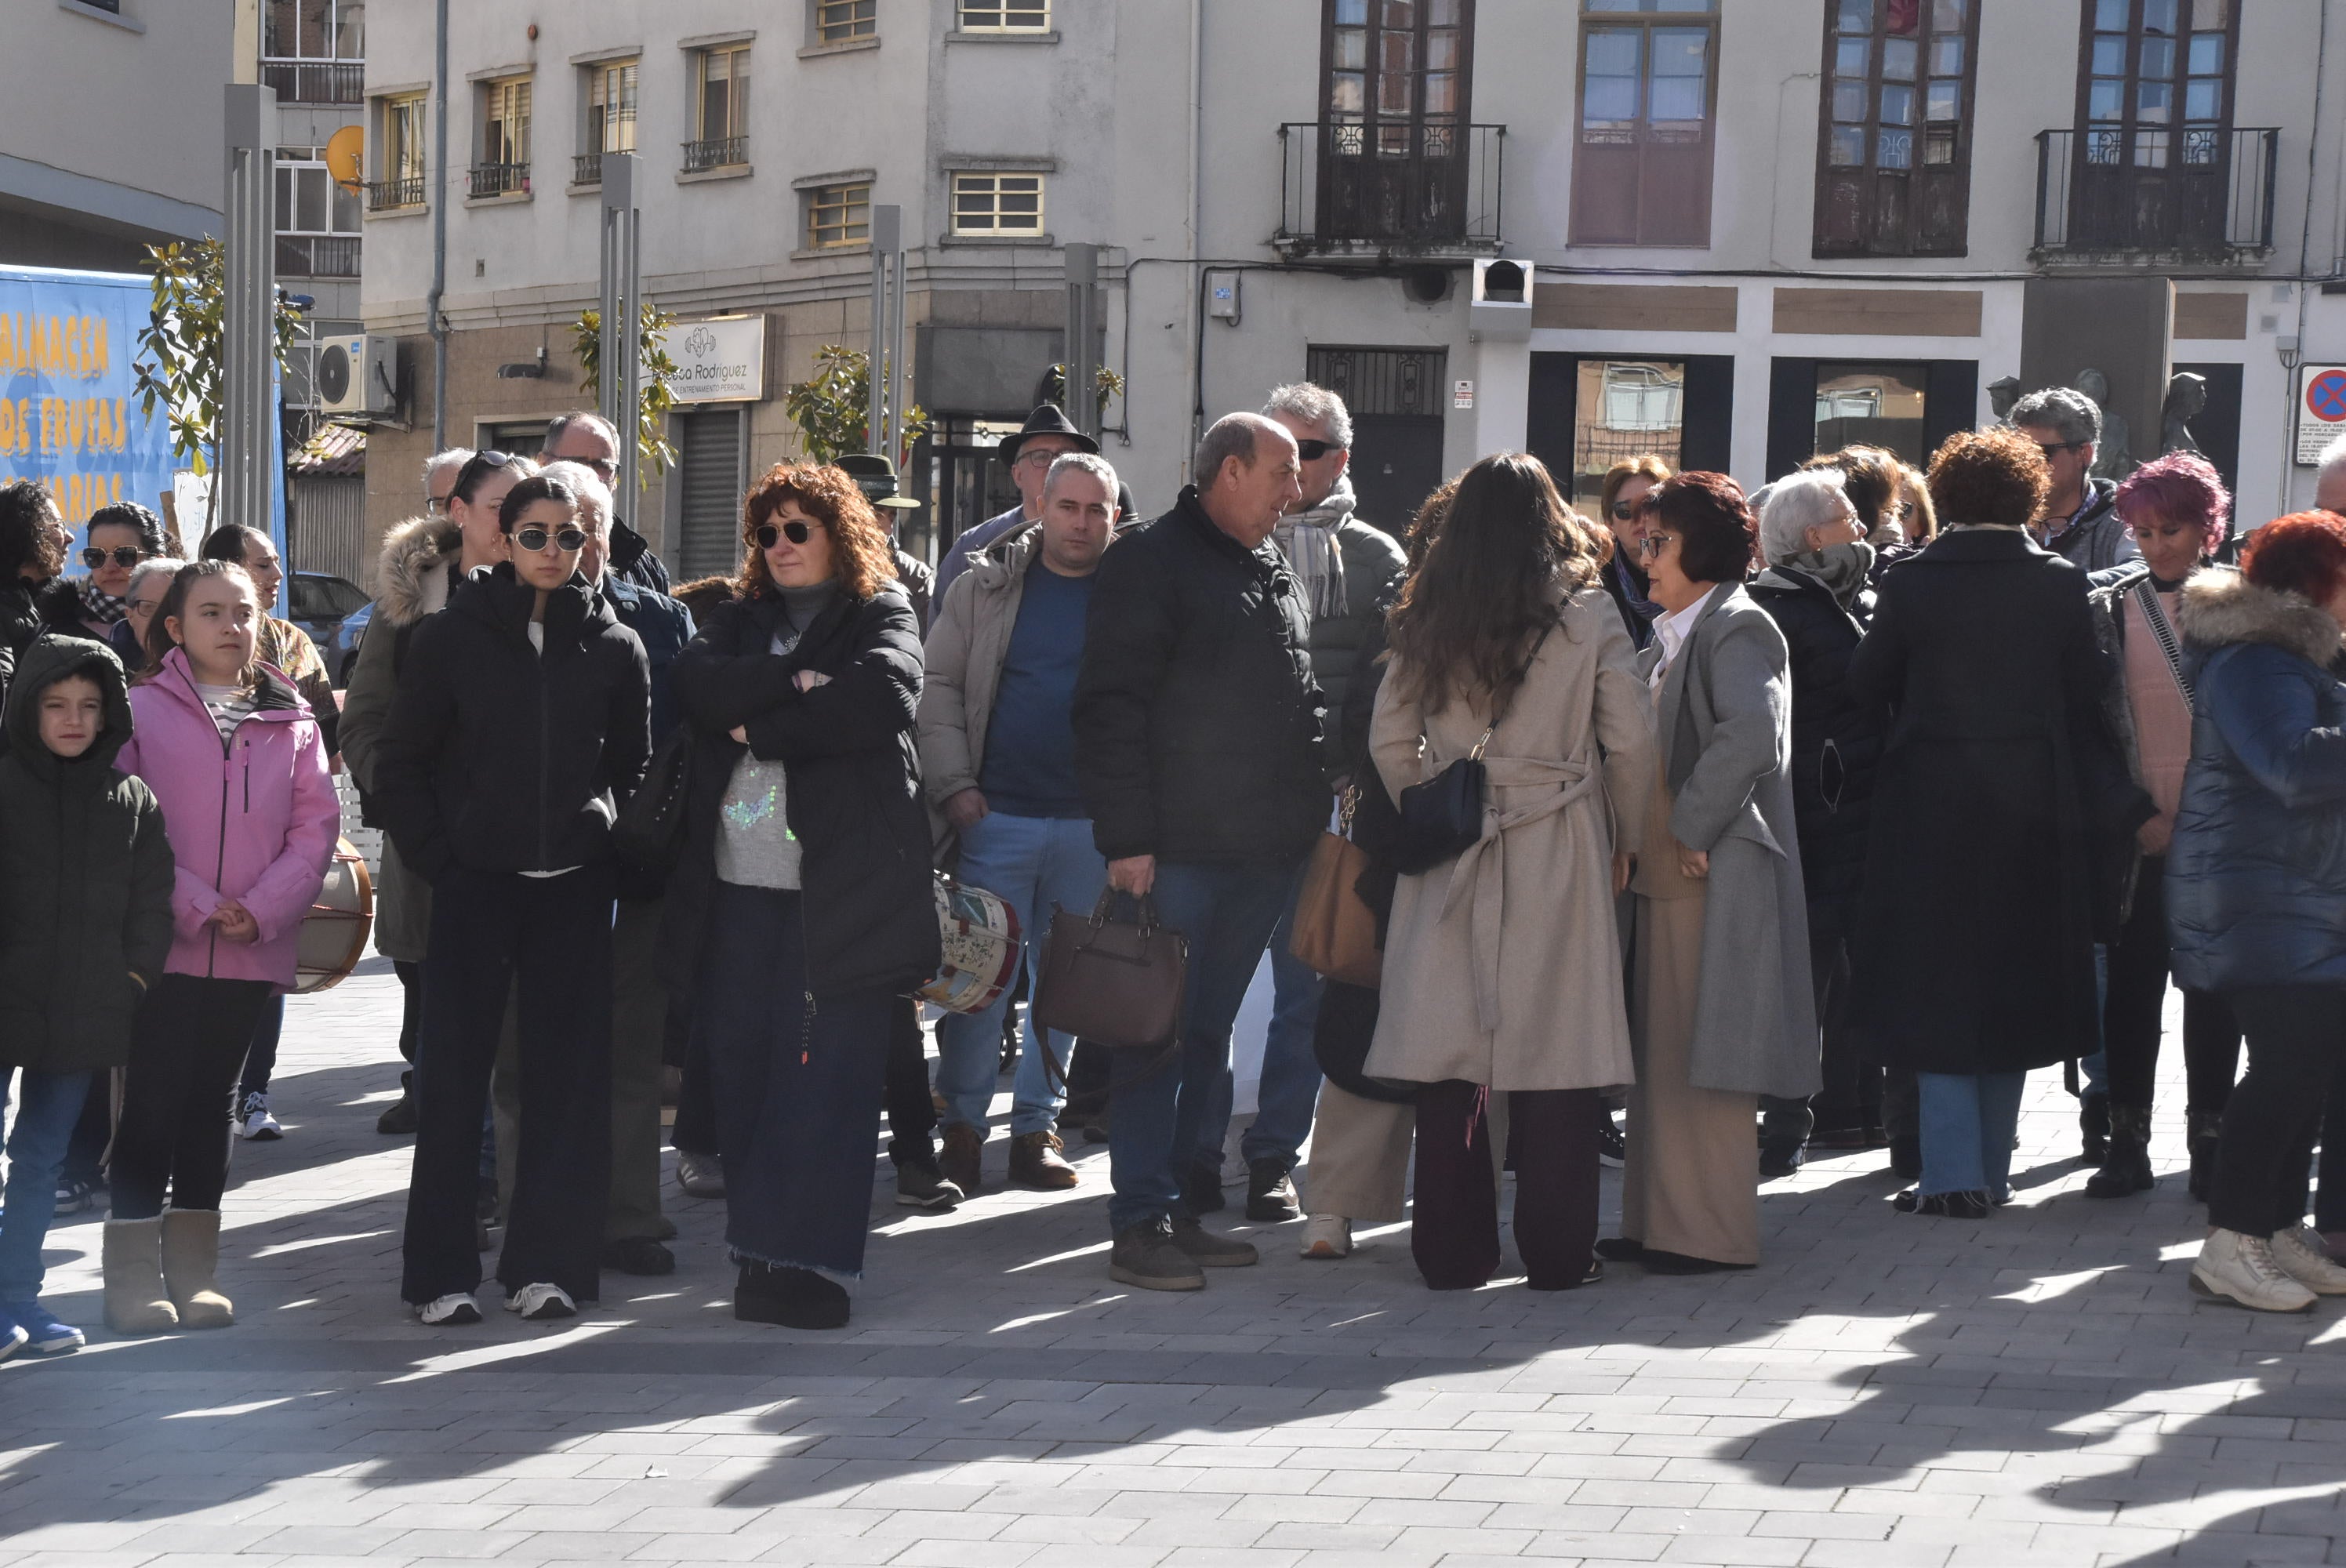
[
  {"x1": 293, "y1": 837, "x2": 375, "y2": 995},
  {"x1": 917, "y1": 873, "x2": 1022, "y2": 1014}
]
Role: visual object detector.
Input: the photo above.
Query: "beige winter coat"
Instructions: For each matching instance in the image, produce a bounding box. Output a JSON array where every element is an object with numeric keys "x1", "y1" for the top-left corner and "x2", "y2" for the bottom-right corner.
[
  {"x1": 1363, "y1": 583, "x2": 1656, "y2": 1092},
  {"x1": 339, "y1": 514, "x2": 459, "y2": 962}
]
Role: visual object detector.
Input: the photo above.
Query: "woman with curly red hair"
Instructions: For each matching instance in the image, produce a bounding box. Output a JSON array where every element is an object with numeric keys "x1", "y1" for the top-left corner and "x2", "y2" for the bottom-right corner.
[
  {"x1": 661, "y1": 463, "x2": 939, "y2": 1330},
  {"x1": 1850, "y1": 427, "x2": 2151, "y2": 1220},
  {"x1": 2168, "y1": 511, "x2": 2346, "y2": 1310}
]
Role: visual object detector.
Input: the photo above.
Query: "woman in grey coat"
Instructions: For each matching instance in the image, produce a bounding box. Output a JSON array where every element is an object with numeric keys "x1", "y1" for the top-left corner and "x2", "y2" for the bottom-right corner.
[{"x1": 1599, "y1": 472, "x2": 1818, "y2": 1275}]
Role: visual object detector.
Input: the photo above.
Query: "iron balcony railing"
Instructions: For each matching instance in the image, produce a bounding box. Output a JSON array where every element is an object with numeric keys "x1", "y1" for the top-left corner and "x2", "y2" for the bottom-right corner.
[
  {"x1": 682, "y1": 135, "x2": 748, "y2": 173},
  {"x1": 1275, "y1": 121, "x2": 1505, "y2": 254},
  {"x1": 2034, "y1": 125, "x2": 2278, "y2": 257},
  {"x1": 274, "y1": 234, "x2": 361, "y2": 278},
  {"x1": 573, "y1": 151, "x2": 604, "y2": 186},
  {"x1": 366, "y1": 176, "x2": 425, "y2": 211},
  {"x1": 260, "y1": 59, "x2": 363, "y2": 104},
  {"x1": 467, "y1": 162, "x2": 532, "y2": 198}
]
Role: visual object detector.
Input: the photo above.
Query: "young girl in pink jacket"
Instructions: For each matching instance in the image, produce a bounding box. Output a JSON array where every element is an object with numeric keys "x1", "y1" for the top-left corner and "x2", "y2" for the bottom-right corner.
[{"x1": 104, "y1": 559, "x2": 338, "y2": 1334}]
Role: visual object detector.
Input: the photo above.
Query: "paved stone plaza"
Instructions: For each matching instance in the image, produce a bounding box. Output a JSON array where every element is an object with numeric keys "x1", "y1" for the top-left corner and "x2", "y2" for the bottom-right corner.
[{"x1": 2, "y1": 960, "x2": 2341, "y2": 1568}]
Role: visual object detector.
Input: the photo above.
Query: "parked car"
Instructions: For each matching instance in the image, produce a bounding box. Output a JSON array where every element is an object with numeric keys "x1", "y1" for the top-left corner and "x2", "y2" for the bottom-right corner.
[{"x1": 288, "y1": 570, "x2": 371, "y2": 684}]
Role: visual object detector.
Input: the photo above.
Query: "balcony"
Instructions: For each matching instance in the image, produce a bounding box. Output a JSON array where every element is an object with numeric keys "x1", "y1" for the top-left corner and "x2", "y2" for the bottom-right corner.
[
  {"x1": 573, "y1": 151, "x2": 604, "y2": 186},
  {"x1": 2034, "y1": 126, "x2": 2278, "y2": 262},
  {"x1": 1274, "y1": 121, "x2": 1505, "y2": 256},
  {"x1": 366, "y1": 176, "x2": 424, "y2": 212},
  {"x1": 260, "y1": 58, "x2": 362, "y2": 105},
  {"x1": 682, "y1": 135, "x2": 748, "y2": 174},
  {"x1": 467, "y1": 162, "x2": 532, "y2": 199},
  {"x1": 275, "y1": 234, "x2": 360, "y2": 278}
]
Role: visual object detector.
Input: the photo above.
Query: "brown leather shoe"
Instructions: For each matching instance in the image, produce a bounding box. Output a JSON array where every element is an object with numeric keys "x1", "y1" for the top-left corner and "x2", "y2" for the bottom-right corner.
[
  {"x1": 939, "y1": 1123, "x2": 985, "y2": 1196},
  {"x1": 1008, "y1": 1129, "x2": 1080, "y2": 1190}
]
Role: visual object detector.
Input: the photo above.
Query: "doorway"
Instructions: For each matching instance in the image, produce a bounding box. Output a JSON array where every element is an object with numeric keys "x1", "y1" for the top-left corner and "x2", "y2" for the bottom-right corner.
[{"x1": 1306, "y1": 345, "x2": 1448, "y2": 532}]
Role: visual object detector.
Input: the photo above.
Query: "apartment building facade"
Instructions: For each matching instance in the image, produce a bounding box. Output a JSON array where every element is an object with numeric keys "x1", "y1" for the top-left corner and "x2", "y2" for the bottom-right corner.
[{"x1": 357, "y1": 0, "x2": 2346, "y2": 580}]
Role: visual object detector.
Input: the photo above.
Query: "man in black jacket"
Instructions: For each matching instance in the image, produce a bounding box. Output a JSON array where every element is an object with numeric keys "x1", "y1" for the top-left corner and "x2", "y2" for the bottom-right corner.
[
  {"x1": 539, "y1": 412, "x2": 673, "y2": 595},
  {"x1": 1073, "y1": 412, "x2": 1323, "y2": 1292},
  {"x1": 376, "y1": 473, "x2": 651, "y2": 1327}
]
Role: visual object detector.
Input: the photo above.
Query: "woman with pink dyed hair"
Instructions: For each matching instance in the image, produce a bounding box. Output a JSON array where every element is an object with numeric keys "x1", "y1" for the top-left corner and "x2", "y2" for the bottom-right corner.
[{"x1": 2083, "y1": 452, "x2": 2242, "y2": 1204}]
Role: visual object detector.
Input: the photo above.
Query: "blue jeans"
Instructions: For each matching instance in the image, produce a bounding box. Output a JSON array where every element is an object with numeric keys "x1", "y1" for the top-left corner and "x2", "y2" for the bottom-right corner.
[
  {"x1": 1106, "y1": 858, "x2": 1298, "y2": 1234},
  {"x1": 1194, "y1": 866, "x2": 1325, "y2": 1174},
  {"x1": 1916, "y1": 1070, "x2": 2026, "y2": 1200},
  {"x1": 934, "y1": 811, "x2": 1107, "y2": 1136},
  {"x1": 0, "y1": 1069, "x2": 95, "y2": 1301}
]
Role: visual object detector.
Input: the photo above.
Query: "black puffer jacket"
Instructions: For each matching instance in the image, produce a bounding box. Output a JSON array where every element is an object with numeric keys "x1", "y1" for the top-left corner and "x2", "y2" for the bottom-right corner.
[
  {"x1": 1749, "y1": 565, "x2": 1886, "y2": 907},
  {"x1": 0, "y1": 637, "x2": 176, "y2": 1074},
  {"x1": 660, "y1": 585, "x2": 939, "y2": 1000},
  {"x1": 1073, "y1": 487, "x2": 1326, "y2": 865},
  {"x1": 372, "y1": 564, "x2": 652, "y2": 881}
]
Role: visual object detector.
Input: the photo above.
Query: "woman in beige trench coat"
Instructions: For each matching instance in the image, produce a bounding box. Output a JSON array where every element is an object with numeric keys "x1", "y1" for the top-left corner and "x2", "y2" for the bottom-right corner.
[{"x1": 1364, "y1": 453, "x2": 1656, "y2": 1291}]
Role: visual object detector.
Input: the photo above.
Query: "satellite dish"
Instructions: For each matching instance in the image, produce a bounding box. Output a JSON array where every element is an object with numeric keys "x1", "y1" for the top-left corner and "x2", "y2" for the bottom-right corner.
[{"x1": 325, "y1": 125, "x2": 365, "y2": 190}]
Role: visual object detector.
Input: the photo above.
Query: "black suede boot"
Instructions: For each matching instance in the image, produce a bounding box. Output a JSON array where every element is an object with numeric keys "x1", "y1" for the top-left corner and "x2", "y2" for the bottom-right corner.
[{"x1": 2079, "y1": 1091, "x2": 2110, "y2": 1165}]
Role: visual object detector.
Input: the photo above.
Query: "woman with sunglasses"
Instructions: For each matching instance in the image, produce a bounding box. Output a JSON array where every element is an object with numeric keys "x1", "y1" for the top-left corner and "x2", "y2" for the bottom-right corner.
[
  {"x1": 663, "y1": 463, "x2": 936, "y2": 1331},
  {"x1": 374, "y1": 473, "x2": 651, "y2": 1326},
  {"x1": 50, "y1": 503, "x2": 169, "y2": 641},
  {"x1": 1596, "y1": 456, "x2": 1670, "y2": 650}
]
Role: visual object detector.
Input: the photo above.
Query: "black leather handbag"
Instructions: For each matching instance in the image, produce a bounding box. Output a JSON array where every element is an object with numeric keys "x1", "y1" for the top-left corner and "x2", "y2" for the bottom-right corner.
[
  {"x1": 1389, "y1": 621, "x2": 1555, "y2": 876},
  {"x1": 612, "y1": 725, "x2": 695, "y2": 873}
]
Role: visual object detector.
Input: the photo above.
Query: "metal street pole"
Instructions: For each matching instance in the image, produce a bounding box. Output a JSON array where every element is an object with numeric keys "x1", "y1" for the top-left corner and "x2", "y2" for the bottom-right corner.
[
  {"x1": 1065, "y1": 242, "x2": 1100, "y2": 440},
  {"x1": 867, "y1": 205, "x2": 902, "y2": 458},
  {"x1": 429, "y1": 0, "x2": 448, "y2": 450},
  {"x1": 221, "y1": 83, "x2": 278, "y2": 537},
  {"x1": 599, "y1": 152, "x2": 643, "y2": 506}
]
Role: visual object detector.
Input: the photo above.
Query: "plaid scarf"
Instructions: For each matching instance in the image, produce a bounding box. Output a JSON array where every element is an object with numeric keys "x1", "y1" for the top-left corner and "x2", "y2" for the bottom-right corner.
[{"x1": 78, "y1": 579, "x2": 127, "y2": 626}]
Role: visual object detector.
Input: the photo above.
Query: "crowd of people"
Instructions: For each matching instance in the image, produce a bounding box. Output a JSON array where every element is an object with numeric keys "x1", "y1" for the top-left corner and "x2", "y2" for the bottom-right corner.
[{"x1": 5, "y1": 378, "x2": 2346, "y2": 1358}]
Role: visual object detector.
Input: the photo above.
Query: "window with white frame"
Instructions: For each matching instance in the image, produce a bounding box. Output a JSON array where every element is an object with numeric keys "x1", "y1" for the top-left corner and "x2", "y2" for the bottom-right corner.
[
  {"x1": 687, "y1": 44, "x2": 750, "y2": 169},
  {"x1": 814, "y1": 0, "x2": 876, "y2": 42},
  {"x1": 807, "y1": 182, "x2": 871, "y2": 247},
  {"x1": 949, "y1": 172, "x2": 1044, "y2": 236},
  {"x1": 483, "y1": 76, "x2": 531, "y2": 165},
  {"x1": 588, "y1": 60, "x2": 638, "y2": 155},
  {"x1": 371, "y1": 94, "x2": 428, "y2": 208},
  {"x1": 276, "y1": 148, "x2": 362, "y2": 275},
  {"x1": 958, "y1": 2, "x2": 1049, "y2": 29}
]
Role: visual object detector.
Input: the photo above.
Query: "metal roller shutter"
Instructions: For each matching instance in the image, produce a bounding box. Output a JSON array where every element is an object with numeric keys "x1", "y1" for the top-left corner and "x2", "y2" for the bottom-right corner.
[{"x1": 675, "y1": 408, "x2": 744, "y2": 582}]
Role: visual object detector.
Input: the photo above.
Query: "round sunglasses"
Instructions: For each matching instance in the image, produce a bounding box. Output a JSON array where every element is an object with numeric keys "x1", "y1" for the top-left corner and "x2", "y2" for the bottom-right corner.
[
  {"x1": 755, "y1": 520, "x2": 819, "y2": 548},
  {"x1": 82, "y1": 546, "x2": 144, "y2": 569},
  {"x1": 514, "y1": 525, "x2": 586, "y2": 554}
]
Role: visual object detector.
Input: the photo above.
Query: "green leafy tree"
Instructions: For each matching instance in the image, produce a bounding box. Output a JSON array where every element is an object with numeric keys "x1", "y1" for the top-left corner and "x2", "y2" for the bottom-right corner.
[
  {"x1": 571, "y1": 302, "x2": 681, "y2": 482},
  {"x1": 131, "y1": 238, "x2": 304, "y2": 532},
  {"x1": 782, "y1": 343, "x2": 931, "y2": 465}
]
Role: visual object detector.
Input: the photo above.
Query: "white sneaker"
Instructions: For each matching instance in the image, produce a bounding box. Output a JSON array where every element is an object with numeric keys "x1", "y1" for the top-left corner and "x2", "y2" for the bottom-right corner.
[
  {"x1": 1299, "y1": 1215, "x2": 1353, "y2": 1260},
  {"x1": 2270, "y1": 1227, "x2": 2346, "y2": 1294},
  {"x1": 234, "y1": 1092, "x2": 282, "y2": 1142},
  {"x1": 0, "y1": 1321, "x2": 25, "y2": 1363},
  {"x1": 504, "y1": 1282, "x2": 576, "y2": 1322},
  {"x1": 2192, "y1": 1228, "x2": 2318, "y2": 1312},
  {"x1": 416, "y1": 1292, "x2": 481, "y2": 1326}
]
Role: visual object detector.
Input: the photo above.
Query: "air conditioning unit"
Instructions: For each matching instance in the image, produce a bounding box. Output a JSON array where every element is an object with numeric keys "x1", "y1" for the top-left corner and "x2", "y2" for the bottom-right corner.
[{"x1": 317, "y1": 334, "x2": 397, "y2": 416}]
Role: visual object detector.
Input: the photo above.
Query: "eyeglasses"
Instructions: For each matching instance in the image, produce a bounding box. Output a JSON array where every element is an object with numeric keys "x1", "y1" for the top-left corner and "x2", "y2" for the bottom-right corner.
[
  {"x1": 514, "y1": 525, "x2": 586, "y2": 554},
  {"x1": 128, "y1": 597, "x2": 166, "y2": 616},
  {"x1": 2034, "y1": 440, "x2": 2088, "y2": 460},
  {"x1": 1636, "y1": 532, "x2": 1679, "y2": 561},
  {"x1": 1295, "y1": 439, "x2": 1345, "y2": 462},
  {"x1": 449, "y1": 449, "x2": 521, "y2": 501},
  {"x1": 576, "y1": 457, "x2": 617, "y2": 480},
  {"x1": 82, "y1": 546, "x2": 143, "y2": 569},
  {"x1": 755, "y1": 520, "x2": 818, "y2": 548}
]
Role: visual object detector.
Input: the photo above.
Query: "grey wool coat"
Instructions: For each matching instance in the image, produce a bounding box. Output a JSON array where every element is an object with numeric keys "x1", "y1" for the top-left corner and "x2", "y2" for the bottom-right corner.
[
  {"x1": 1363, "y1": 583, "x2": 1656, "y2": 1092},
  {"x1": 1643, "y1": 583, "x2": 1821, "y2": 1100}
]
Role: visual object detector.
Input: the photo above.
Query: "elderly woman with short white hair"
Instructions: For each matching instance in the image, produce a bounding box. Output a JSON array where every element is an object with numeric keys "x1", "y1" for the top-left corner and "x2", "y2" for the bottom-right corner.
[{"x1": 1749, "y1": 467, "x2": 1892, "y2": 1174}]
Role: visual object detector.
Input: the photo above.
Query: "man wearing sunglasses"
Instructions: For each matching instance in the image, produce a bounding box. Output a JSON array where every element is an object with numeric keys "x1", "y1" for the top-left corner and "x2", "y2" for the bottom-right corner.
[
  {"x1": 934, "y1": 404, "x2": 1098, "y2": 607},
  {"x1": 2011, "y1": 386, "x2": 2137, "y2": 573},
  {"x1": 539, "y1": 411, "x2": 672, "y2": 597}
]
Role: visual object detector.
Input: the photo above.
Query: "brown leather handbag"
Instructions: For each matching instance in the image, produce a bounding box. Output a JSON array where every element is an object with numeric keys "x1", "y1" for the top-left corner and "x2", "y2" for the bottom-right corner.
[
  {"x1": 1033, "y1": 891, "x2": 1189, "y2": 1057},
  {"x1": 1289, "y1": 789, "x2": 1383, "y2": 988}
]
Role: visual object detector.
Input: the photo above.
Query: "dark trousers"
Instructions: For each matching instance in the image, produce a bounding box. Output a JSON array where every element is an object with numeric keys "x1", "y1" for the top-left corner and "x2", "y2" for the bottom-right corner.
[
  {"x1": 696, "y1": 882, "x2": 892, "y2": 1277},
  {"x1": 112, "y1": 975, "x2": 274, "y2": 1220},
  {"x1": 672, "y1": 1009, "x2": 719, "y2": 1157},
  {"x1": 236, "y1": 993, "x2": 287, "y2": 1101},
  {"x1": 1411, "y1": 1081, "x2": 1600, "y2": 1291},
  {"x1": 884, "y1": 995, "x2": 936, "y2": 1168},
  {"x1": 63, "y1": 1075, "x2": 111, "y2": 1187},
  {"x1": 401, "y1": 866, "x2": 615, "y2": 1305},
  {"x1": 2103, "y1": 858, "x2": 2242, "y2": 1111},
  {"x1": 394, "y1": 958, "x2": 423, "y2": 1094},
  {"x1": 2210, "y1": 985, "x2": 2346, "y2": 1237}
]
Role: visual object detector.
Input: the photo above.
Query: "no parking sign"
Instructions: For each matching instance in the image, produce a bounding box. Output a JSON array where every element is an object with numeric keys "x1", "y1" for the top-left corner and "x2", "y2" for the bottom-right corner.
[{"x1": 2297, "y1": 364, "x2": 2346, "y2": 465}]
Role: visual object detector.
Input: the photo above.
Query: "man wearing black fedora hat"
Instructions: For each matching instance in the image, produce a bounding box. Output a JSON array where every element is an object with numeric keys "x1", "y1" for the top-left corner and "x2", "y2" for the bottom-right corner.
[
  {"x1": 836, "y1": 452, "x2": 936, "y2": 630},
  {"x1": 934, "y1": 405, "x2": 1097, "y2": 606}
]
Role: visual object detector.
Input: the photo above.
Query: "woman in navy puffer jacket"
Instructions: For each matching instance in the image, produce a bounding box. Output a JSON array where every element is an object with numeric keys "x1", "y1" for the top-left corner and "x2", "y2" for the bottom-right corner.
[{"x1": 2167, "y1": 512, "x2": 2346, "y2": 1312}]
